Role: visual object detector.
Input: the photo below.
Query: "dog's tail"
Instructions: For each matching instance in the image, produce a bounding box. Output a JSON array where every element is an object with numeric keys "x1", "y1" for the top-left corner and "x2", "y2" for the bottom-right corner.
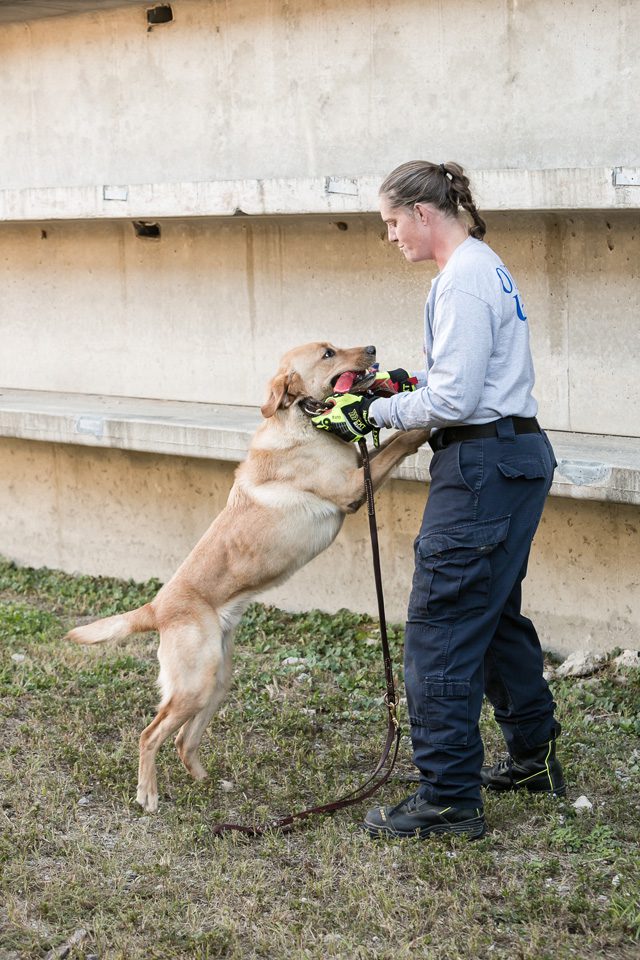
[{"x1": 65, "y1": 603, "x2": 156, "y2": 645}]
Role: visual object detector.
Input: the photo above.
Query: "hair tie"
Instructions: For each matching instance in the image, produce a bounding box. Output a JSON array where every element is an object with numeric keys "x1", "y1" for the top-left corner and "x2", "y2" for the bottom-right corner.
[{"x1": 439, "y1": 163, "x2": 453, "y2": 182}]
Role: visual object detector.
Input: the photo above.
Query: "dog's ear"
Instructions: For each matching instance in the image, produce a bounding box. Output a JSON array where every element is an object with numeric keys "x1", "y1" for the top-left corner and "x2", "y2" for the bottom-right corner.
[
  {"x1": 260, "y1": 371, "x2": 305, "y2": 418},
  {"x1": 261, "y1": 373, "x2": 288, "y2": 418}
]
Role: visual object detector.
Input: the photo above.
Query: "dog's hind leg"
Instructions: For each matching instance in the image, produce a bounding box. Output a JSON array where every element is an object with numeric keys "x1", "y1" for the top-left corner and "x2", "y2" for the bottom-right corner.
[
  {"x1": 137, "y1": 698, "x2": 194, "y2": 813},
  {"x1": 137, "y1": 616, "x2": 224, "y2": 812},
  {"x1": 174, "y1": 635, "x2": 233, "y2": 781}
]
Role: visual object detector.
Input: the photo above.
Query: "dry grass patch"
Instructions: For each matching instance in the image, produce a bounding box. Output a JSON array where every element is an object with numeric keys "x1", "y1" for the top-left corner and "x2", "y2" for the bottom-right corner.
[{"x1": 1, "y1": 558, "x2": 639, "y2": 959}]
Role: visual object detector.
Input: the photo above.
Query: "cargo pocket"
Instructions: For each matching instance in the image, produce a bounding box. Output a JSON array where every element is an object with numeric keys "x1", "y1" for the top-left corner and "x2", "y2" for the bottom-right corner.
[
  {"x1": 409, "y1": 516, "x2": 510, "y2": 622},
  {"x1": 497, "y1": 457, "x2": 548, "y2": 481},
  {"x1": 424, "y1": 678, "x2": 471, "y2": 745}
]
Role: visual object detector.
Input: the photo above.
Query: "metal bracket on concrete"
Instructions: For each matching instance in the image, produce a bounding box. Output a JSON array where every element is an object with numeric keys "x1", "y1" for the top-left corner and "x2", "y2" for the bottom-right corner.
[{"x1": 613, "y1": 168, "x2": 640, "y2": 187}]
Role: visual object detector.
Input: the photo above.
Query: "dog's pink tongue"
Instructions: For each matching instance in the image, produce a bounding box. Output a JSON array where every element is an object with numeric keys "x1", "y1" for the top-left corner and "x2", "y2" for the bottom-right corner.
[{"x1": 334, "y1": 371, "x2": 358, "y2": 393}]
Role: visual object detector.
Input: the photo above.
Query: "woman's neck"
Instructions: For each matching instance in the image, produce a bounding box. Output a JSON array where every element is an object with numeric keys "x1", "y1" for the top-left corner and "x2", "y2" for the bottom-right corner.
[{"x1": 433, "y1": 221, "x2": 472, "y2": 271}]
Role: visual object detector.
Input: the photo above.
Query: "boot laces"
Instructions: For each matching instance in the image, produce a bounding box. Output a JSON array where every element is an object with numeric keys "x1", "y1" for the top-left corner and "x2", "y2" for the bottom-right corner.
[
  {"x1": 394, "y1": 791, "x2": 422, "y2": 814},
  {"x1": 493, "y1": 755, "x2": 515, "y2": 775}
]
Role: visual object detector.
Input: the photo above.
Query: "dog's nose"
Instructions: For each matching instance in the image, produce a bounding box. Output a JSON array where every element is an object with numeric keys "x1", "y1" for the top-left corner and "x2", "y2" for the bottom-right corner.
[{"x1": 364, "y1": 345, "x2": 376, "y2": 357}]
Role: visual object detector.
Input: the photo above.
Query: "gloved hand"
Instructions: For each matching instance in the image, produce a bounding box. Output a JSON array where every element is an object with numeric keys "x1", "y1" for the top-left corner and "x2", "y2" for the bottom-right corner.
[
  {"x1": 370, "y1": 368, "x2": 418, "y2": 395},
  {"x1": 309, "y1": 392, "x2": 378, "y2": 444}
]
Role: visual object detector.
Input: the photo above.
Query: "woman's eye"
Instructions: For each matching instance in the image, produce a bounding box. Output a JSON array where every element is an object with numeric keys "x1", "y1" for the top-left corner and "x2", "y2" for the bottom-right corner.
[{"x1": 323, "y1": 348, "x2": 335, "y2": 358}]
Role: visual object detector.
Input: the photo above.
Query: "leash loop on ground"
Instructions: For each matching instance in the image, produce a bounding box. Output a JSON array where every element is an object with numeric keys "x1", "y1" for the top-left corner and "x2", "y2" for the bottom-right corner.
[{"x1": 211, "y1": 437, "x2": 401, "y2": 838}]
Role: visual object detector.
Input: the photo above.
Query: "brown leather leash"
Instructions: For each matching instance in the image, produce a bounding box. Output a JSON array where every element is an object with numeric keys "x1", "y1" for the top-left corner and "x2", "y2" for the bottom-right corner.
[{"x1": 212, "y1": 437, "x2": 401, "y2": 837}]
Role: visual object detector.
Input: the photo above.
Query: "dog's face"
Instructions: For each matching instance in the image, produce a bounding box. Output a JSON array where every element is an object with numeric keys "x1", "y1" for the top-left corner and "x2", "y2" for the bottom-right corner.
[{"x1": 261, "y1": 342, "x2": 377, "y2": 418}]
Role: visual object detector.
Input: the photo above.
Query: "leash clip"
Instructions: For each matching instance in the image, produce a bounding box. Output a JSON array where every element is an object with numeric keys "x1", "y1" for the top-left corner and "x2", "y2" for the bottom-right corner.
[{"x1": 385, "y1": 693, "x2": 400, "y2": 732}]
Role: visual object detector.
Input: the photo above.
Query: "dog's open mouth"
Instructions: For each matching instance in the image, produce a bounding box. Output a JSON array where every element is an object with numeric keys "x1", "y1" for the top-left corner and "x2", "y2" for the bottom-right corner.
[{"x1": 331, "y1": 368, "x2": 377, "y2": 394}]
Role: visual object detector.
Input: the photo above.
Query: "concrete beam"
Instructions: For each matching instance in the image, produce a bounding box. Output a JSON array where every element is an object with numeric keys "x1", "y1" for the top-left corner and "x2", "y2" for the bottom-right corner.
[
  {"x1": 0, "y1": 168, "x2": 638, "y2": 223},
  {"x1": 0, "y1": 1, "x2": 146, "y2": 22},
  {"x1": 1, "y1": 389, "x2": 639, "y2": 506}
]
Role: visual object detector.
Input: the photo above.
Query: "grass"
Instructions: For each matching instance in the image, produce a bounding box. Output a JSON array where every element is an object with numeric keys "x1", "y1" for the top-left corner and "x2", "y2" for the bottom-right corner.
[{"x1": 0, "y1": 556, "x2": 639, "y2": 960}]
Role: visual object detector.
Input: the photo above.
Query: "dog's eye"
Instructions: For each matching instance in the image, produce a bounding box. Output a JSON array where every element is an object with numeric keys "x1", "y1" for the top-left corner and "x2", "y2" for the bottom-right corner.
[{"x1": 323, "y1": 348, "x2": 336, "y2": 359}]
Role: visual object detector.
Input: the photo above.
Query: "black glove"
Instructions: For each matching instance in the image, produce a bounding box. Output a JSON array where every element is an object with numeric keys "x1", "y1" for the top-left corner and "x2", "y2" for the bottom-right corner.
[
  {"x1": 309, "y1": 392, "x2": 378, "y2": 443},
  {"x1": 370, "y1": 368, "x2": 418, "y2": 395}
]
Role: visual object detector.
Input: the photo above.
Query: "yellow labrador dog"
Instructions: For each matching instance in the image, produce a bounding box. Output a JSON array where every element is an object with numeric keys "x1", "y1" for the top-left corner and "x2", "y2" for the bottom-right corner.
[{"x1": 66, "y1": 342, "x2": 428, "y2": 812}]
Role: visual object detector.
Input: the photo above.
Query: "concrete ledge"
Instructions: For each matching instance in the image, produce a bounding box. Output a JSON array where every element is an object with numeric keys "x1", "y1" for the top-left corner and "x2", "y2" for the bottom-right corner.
[
  {"x1": 1, "y1": 388, "x2": 639, "y2": 506},
  {"x1": 0, "y1": 390, "x2": 261, "y2": 464},
  {"x1": 0, "y1": 168, "x2": 639, "y2": 223},
  {"x1": 395, "y1": 431, "x2": 640, "y2": 506}
]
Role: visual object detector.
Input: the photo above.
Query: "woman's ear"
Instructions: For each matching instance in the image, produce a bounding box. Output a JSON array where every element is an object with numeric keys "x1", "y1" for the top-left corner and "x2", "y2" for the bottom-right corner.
[{"x1": 414, "y1": 202, "x2": 429, "y2": 224}]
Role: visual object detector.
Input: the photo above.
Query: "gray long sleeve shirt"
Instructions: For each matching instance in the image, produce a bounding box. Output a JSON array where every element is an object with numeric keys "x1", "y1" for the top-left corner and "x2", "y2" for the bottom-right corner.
[{"x1": 369, "y1": 237, "x2": 538, "y2": 432}]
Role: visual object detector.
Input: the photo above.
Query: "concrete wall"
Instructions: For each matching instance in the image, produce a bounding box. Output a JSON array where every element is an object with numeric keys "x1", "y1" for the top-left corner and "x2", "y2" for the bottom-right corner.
[
  {"x1": 1, "y1": 436, "x2": 638, "y2": 657},
  {"x1": 1, "y1": 211, "x2": 639, "y2": 436},
  {"x1": 1, "y1": 0, "x2": 638, "y2": 654},
  {"x1": 1, "y1": 0, "x2": 638, "y2": 189}
]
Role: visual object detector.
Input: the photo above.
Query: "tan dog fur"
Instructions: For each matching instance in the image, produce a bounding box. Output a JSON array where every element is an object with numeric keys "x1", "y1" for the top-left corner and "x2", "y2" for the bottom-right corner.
[{"x1": 66, "y1": 342, "x2": 428, "y2": 812}]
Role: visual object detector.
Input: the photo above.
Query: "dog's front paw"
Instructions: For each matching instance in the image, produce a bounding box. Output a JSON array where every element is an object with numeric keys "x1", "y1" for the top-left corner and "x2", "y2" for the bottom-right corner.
[
  {"x1": 136, "y1": 782, "x2": 159, "y2": 813},
  {"x1": 400, "y1": 428, "x2": 430, "y2": 454}
]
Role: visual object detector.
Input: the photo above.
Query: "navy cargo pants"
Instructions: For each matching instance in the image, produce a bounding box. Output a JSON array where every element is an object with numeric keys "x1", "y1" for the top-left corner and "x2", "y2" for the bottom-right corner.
[{"x1": 404, "y1": 417, "x2": 558, "y2": 807}]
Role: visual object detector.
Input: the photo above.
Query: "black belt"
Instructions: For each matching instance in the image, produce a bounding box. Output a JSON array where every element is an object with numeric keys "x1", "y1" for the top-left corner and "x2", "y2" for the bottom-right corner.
[{"x1": 428, "y1": 416, "x2": 541, "y2": 453}]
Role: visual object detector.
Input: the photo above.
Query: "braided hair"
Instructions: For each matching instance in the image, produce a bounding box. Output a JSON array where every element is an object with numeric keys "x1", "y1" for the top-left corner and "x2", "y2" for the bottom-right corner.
[{"x1": 379, "y1": 160, "x2": 487, "y2": 241}]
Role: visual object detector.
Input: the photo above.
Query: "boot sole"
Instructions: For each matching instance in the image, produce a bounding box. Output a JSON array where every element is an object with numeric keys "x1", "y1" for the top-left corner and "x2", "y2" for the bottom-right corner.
[
  {"x1": 483, "y1": 781, "x2": 566, "y2": 797},
  {"x1": 363, "y1": 815, "x2": 487, "y2": 841}
]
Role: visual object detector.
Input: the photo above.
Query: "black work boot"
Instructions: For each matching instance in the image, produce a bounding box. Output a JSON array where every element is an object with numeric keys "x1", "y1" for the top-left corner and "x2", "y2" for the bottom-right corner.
[
  {"x1": 481, "y1": 735, "x2": 566, "y2": 796},
  {"x1": 363, "y1": 791, "x2": 486, "y2": 840}
]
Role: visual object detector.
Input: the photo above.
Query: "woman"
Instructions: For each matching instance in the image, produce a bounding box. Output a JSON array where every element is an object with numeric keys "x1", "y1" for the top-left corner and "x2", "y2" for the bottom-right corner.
[{"x1": 312, "y1": 161, "x2": 564, "y2": 840}]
